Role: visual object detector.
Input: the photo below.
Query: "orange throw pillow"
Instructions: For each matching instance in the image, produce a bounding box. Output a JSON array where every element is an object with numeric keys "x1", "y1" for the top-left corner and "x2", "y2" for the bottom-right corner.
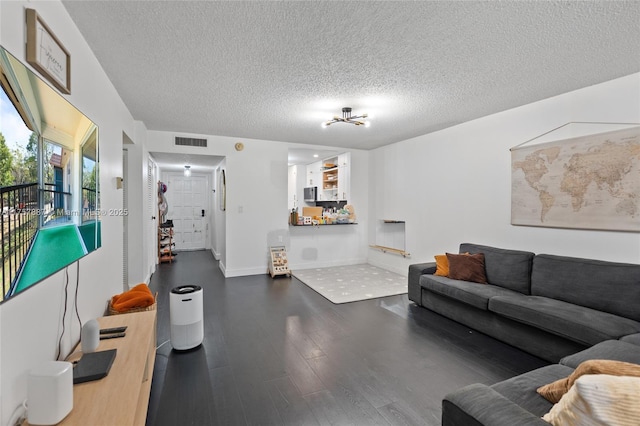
[{"x1": 434, "y1": 254, "x2": 449, "y2": 276}]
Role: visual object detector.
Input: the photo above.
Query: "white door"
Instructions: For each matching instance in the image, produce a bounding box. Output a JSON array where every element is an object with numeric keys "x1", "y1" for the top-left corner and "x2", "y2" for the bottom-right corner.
[
  {"x1": 167, "y1": 174, "x2": 207, "y2": 251},
  {"x1": 148, "y1": 159, "x2": 158, "y2": 268}
]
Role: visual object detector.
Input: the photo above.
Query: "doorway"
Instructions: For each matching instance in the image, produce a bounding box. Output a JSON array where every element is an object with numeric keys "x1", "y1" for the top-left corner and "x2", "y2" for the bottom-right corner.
[{"x1": 162, "y1": 173, "x2": 208, "y2": 251}]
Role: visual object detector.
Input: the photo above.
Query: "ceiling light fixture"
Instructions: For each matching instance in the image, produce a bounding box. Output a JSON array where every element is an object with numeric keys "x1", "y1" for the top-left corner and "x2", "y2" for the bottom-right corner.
[
  {"x1": 322, "y1": 107, "x2": 369, "y2": 128},
  {"x1": 184, "y1": 165, "x2": 191, "y2": 177}
]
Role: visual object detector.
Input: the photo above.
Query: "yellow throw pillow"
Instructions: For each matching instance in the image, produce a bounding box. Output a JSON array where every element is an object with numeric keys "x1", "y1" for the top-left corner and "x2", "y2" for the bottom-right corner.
[
  {"x1": 537, "y1": 359, "x2": 640, "y2": 403},
  {"x1": 434, "y1": 254, "x2": 449, "y2": 277}
]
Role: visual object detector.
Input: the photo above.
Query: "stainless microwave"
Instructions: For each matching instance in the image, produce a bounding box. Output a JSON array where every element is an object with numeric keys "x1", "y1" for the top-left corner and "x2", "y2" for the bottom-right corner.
[{"x1": 303, "y1": 186, "x2": 317, "y2": 202}]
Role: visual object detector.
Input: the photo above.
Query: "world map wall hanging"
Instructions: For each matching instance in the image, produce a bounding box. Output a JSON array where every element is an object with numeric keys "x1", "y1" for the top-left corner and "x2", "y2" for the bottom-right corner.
[{"x1": 511, "y1": 124, "x2": 640, "y2": 232}]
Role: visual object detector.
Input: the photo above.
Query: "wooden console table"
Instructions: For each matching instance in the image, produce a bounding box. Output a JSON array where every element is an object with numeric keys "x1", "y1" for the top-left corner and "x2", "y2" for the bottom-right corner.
[{"x1": 26, "y1": 310, "x2": 157, "y2": 426}]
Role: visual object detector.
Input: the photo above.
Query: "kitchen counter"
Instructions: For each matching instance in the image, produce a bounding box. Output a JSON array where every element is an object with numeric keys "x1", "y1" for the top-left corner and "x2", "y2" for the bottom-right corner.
[{"x1": 290, "y1": 222, "x2": 357, "y2": 226}]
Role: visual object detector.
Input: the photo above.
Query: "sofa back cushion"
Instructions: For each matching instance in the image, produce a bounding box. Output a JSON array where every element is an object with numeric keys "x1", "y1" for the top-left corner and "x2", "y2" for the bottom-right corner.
[
  {"x1": 531, "y1": 254, "x2": 640, "y2": 321},
  {"x1": 459, "y1": 243, "x2": 535, "y2": 294}
]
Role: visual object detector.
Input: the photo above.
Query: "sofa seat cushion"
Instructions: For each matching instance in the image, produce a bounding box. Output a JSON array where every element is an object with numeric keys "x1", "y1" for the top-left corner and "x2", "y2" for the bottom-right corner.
[
  {"x1": 491, "y1": 364, "x2": 573, "y2": 417},
  {"x1": 620, "y1": 333, "x2": 640, "y2": 347},
  {"x1": 489, "y1": 296, "x2": 640, "y2": 346},
  {"x1": 560, "y1": 340, "x2": 640, "y2": 368},
  {"x1": 420, "y1": 275, "x2": 524, "y2": 310},
  {"x1": 442, "y1": 383, "x2": 550, "y2": 426}
]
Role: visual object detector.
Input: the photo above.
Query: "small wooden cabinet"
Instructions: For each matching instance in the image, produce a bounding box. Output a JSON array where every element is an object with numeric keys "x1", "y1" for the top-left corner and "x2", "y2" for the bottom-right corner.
[{"x1": 25, "y1": 310, "x2": 157, "y2": 426}]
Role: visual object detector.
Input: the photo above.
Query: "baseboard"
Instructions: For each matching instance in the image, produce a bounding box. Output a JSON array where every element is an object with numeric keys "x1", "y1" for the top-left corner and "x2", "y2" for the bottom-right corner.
[
  {"x1": 366, "y1": 258, "x2": 408, "y2": 276},
  {"x1": 366, "y1": 248, "x2": 412, "y2": 276},
  {"x1": 211, "y1": 247, "x2": 220, "y2": 260},
  {"x1": 221, "y1": 258, "x2": 384, "y2": 278},
  {"x1": 289, "y1": 257, "x2": 368, "y2": 271},
  {"x1": 222, "y1": 265, "x2": 271, "y2": 278},
  {"x1": 141, "y1": 263, "x2": 156, "y2": 286}
]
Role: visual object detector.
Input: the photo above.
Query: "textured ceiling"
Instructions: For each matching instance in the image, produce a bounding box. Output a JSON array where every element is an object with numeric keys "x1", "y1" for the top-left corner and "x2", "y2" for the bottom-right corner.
[{"x1": 62, "y1": 1, "x2": 640, "y2": 151}]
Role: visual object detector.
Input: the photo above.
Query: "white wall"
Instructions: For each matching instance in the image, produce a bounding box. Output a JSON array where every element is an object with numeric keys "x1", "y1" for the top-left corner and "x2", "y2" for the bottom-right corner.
[
  {"x1": 124, "y1": 130, "x2": 143, "y2": 287},
  {"x1": 287, "y1": 164, "x2": 307, "y2": 211},
  {"x1": 0, "y1": 1, "x2": 138, "y2": 423},
  {"x1": 368, "y1": 73, "x2": 640, "y2": 276},
  {"x1": 124, "y1": 120, "x2": 157, "y2": 287},
  {"x1": 287, "y1": 165, "x2": 297, "y2": 211}
]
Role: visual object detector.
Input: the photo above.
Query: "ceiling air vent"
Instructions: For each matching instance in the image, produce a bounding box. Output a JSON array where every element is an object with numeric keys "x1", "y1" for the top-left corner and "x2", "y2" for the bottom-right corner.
[{"x1": 175, "y1": 137, "x2": 207, "y2": 147}]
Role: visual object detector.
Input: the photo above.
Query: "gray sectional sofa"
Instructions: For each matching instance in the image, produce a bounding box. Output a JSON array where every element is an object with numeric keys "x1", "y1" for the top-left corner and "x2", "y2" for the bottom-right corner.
[
  {"x1": 408, "y1": 243, "x2": 640, "y2": 363},
  {"x1": 408, "y1": 243, "x2": 640, "y2": 425},
  {"x1": 442, "y1": 339, "x2": 640, "y2": 425}
]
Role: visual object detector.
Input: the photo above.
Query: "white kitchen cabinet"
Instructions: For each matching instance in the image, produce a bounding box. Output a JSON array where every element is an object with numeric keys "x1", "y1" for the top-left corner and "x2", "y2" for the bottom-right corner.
[
  {"x1": 299, "y1": 154, "x2": 350, "y2": 203},
  {"x1": 319, "y1": 153, "x2": 351, "y2": 202},
  {"x1": 306, "y1": 161, "x2": 321, "y2": 187},
  {"x1": 337, "y1": 152, "x2": 351, "y2": 201}
]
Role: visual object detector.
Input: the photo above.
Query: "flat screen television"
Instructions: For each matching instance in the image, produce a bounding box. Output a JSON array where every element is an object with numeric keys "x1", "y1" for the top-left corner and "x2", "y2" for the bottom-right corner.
[{"x1": 0, "y1": 45, "x2": 100, "y2": 303}]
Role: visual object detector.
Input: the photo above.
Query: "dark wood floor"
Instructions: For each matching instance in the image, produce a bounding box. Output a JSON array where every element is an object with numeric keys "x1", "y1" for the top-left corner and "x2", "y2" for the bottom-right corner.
[{"x1": 146, "y1": 251, "x2": 547, "y2": 426}]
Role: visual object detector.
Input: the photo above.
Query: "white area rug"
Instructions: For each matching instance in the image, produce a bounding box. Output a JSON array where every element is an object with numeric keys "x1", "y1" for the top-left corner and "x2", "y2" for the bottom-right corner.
[{"x1": 292, "y1": 264, "x2": 407, "y2": 304}]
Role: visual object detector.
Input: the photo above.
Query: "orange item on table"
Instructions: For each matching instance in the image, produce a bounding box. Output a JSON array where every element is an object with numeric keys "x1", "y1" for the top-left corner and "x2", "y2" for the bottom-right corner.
[{"x1": 110, "y1": 283, "x2": 155, "y2": 313}]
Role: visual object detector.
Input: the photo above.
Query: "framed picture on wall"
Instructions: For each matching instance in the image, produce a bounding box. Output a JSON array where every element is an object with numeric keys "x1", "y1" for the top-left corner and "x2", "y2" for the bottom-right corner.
[{"x1": 26, "y1": 8, "x2": 71, "y2": 94}]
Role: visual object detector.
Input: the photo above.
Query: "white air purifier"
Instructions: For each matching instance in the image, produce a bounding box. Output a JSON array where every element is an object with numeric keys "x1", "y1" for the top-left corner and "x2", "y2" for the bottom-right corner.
[
  {"x1": 27, "y1": 361, "x2": 73, "y2": 425},
  {"x1": 170, "y1": 285, "x2": 204, "y2": 350}
]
